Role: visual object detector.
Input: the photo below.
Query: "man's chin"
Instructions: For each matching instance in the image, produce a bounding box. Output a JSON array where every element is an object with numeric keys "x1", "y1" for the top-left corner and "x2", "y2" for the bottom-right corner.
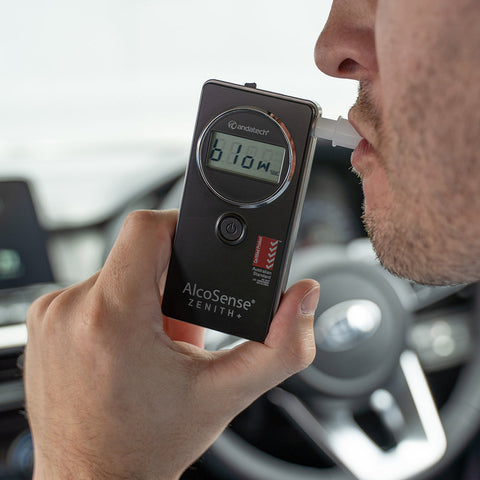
[
  {"x1": 363, "y1": 209, "x2": 439, "y2": 286},
  {"x1": 367, "y1": 223, "x2": 472, "y2": 287}
]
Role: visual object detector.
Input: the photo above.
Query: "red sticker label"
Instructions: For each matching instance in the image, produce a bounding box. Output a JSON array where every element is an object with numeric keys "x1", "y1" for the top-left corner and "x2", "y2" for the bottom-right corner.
[{"x1": 253, "y1": 236, "x2": 279, "y2": 271}]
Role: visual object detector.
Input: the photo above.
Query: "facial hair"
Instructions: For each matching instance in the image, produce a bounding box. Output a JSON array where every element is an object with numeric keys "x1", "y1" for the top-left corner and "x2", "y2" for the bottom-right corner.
[{"x1": 349, "y1": 82, "x2": 479, "y2": 286}]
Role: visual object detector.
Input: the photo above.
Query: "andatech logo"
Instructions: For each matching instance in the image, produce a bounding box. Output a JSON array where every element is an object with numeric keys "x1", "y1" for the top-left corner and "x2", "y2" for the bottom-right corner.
[{"x1": 227, "y1": 120, "x2": 269, "y2": 136}]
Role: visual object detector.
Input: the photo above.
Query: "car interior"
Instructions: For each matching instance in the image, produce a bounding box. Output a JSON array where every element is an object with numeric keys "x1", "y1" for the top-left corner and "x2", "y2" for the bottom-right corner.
[
  {"x1": 1, "y1": 139, "x2": 480, "y2": 479},
  {"x1": 2, "y1": 1, "x2": 480, "y2": 479}
]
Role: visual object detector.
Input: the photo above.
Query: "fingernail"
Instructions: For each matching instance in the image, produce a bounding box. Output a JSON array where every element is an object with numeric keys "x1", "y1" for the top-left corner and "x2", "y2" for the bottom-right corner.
[{"x1": 301, "y1": 285, "x2": 320, "y2": 315}]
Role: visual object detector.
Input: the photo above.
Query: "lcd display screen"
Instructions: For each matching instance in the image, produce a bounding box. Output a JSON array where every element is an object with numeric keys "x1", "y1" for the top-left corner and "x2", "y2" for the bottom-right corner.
[{"x1": 206, "y1": 131, "x2": 285, "y2": 184}]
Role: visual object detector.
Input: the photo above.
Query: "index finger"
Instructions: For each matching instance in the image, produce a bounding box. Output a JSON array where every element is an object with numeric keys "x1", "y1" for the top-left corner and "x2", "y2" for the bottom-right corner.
[{"x1": 95, "y1": 209, "x2": 178, "y2": 310}]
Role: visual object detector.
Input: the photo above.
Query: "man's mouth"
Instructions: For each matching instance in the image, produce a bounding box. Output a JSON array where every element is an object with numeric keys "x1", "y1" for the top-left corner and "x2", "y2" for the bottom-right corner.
[
  {"x1": 351, "y1": 138, "x2": 376, "y2": 177},
  {"x1": 347, "y1": 112, "x2": 378, "y2": 177}
]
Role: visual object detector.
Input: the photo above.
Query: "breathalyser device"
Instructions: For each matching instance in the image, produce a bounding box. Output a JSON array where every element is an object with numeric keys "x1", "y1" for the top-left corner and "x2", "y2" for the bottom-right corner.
[{"x1": 162, "y1": 80, "x2": 360, "y2": 342}]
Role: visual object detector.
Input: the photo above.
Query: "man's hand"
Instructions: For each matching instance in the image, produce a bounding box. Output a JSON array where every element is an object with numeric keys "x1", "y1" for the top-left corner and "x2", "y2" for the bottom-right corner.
[{"x1": 25, "y1": 210, "x2": 319, "y2": 480}]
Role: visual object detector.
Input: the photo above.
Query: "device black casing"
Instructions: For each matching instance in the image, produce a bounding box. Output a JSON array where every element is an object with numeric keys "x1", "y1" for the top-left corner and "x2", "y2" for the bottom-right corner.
[{"x1": 162, "y1": 80, "x2": 318, "y2": 342}]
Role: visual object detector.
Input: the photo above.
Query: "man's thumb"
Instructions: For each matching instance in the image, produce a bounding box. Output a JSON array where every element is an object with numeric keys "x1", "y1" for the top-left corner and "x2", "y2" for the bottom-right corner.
[{"x1": 203, "y1": 279, "x2": 319, "y2": 412}]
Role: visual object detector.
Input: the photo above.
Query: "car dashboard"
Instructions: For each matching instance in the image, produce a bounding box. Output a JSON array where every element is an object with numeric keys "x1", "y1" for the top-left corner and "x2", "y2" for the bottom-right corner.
[{"x1": 0, "y1": 140, "x2": 478, "y2": 480}]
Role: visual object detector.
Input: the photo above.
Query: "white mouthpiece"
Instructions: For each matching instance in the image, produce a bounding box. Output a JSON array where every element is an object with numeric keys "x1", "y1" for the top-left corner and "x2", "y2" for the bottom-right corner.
[{"x1": 314, "y1": 116, "x2": 362, "y2": 150}]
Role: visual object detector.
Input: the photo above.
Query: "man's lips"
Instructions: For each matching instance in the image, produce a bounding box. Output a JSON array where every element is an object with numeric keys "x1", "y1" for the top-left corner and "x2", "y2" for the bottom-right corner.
[
  {"x1": 351, "y1": 138, "x2": 376, "y2": 176},
  {"x1": 347, "y1": 113, "x2": 378, "y2": 176}
]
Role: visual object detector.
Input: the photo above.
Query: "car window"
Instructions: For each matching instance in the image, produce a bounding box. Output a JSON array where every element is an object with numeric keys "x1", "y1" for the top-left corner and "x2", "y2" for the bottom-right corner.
[{"x1": 0, "y1": 0, "x2": 356, "y2": 227}]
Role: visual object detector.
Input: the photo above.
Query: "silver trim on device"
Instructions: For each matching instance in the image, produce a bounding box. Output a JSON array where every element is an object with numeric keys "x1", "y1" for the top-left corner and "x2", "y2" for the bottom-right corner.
[{"x1": 196, "y1": 107, "x2": 296, "y2": 208}]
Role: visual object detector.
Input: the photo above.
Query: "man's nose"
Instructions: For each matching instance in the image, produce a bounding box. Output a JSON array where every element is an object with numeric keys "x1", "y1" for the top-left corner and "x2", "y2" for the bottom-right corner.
[{"x1": 314, "y1": 1, "x2": 377, "y2": 82}]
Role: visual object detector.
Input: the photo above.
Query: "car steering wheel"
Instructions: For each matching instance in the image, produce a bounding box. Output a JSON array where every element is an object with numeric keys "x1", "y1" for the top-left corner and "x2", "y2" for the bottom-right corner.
[{"x1": 201, "y1": 240, "x2": 480, "y2": 480}]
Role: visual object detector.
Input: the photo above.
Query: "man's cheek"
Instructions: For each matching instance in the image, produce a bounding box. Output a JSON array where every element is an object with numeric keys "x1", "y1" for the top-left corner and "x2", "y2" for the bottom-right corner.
[{"x1": 362, "y1": 164, "x2": 393, "y2": 216}]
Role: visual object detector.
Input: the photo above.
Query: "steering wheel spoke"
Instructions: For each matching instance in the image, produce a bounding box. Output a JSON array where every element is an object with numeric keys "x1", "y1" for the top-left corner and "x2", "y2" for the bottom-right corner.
[
  {"x1": 270, "y1": 351, "x2": 446, "y2": 480},
  {"x1": 203, "y1": 240, "x2": 478, "y2": 479},
  {"x1": 408, "y1": 311, "x2": 474, "y2": 373}
]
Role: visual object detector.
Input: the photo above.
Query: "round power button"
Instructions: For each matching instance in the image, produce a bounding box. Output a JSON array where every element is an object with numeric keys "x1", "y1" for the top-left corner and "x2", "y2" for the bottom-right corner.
[{"x1": 216, "y1": 214, "x2": 246, "y2": 244}]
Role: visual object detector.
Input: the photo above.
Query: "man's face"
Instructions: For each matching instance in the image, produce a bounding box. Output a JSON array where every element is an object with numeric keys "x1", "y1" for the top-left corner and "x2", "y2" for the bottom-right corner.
[{"x1": 315, "y1": 0, "x2": 480, "y2": 285}]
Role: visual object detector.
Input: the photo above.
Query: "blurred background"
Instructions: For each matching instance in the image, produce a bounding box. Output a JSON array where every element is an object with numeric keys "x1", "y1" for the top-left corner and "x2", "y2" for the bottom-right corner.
[{"x1": 0, "y1": 0, "x2": 355, "y2": 232}]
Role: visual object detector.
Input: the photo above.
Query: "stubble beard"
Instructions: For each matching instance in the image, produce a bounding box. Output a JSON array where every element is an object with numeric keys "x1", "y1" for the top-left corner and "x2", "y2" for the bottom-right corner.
[{"x1": 355, "y1": 82, "x2": 480, "y2": 286}]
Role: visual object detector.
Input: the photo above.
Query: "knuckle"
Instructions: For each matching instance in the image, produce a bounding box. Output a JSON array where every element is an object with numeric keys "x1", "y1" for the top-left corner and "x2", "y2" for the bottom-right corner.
[
  {"x1": 41, "y1": 289, "x2": 73, "y2": 332},
  {"x1": 26, "y1": 289, "x2": 64, "y2": 331},
  {"x1": 281, "y1": 334, "x2": 316, "y2": 375},
  {"x1": 81, "y1": 290, "x2": 110, "y2": 328},
  {"x1": 123, "y1": 209, "x2": 159, "y2": 235},
  {"x1": 123, "y1": 209, "x2": 175, "y2": 245}
]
